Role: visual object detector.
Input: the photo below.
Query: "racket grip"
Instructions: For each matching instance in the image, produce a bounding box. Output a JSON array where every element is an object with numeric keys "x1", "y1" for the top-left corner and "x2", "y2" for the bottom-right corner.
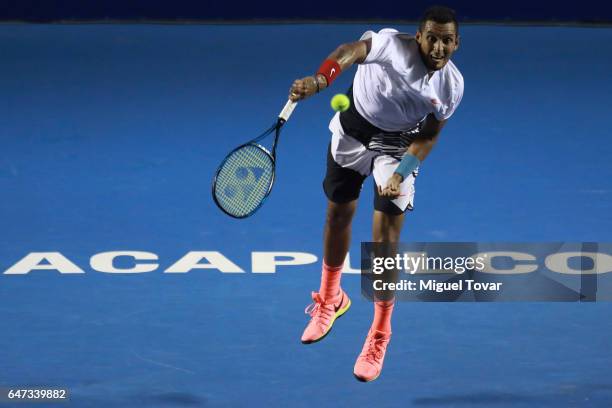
[{"x1": 279, "y1": 99, "x2": 298, "y2": 123}]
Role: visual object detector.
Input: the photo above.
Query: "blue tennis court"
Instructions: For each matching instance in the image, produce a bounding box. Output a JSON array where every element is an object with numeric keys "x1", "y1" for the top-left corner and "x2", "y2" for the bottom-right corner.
[{"x1": 1, "y1": 23, "x2": 612, "y2": 406}]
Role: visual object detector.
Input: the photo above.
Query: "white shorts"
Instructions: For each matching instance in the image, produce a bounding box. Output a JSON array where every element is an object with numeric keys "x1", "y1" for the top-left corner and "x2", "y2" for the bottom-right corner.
[{"x1": 323, "y1": 113, "x2": 417, "y2": 214}]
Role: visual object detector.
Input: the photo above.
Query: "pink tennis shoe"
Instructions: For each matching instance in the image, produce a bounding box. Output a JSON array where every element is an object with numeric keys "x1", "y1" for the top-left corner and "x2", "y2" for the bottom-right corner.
[
  {"x1": 301, "y1": 289, "x2": 351, "y2": 344},
  {"x1": 353, "y1": 329, "x2": 392, "y2": 382}
]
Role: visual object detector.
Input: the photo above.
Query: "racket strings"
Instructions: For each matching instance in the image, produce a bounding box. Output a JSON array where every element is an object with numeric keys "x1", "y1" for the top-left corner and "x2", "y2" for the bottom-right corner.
[{"x1": 214, "y1": 144, "x2": 274, "y2": 218}]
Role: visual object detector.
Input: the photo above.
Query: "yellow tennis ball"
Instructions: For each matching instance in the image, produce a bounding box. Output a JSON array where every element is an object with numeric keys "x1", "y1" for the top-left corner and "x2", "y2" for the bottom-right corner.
[{"x1": 330, "y1": 94, "x2": 350, "y2": 112}]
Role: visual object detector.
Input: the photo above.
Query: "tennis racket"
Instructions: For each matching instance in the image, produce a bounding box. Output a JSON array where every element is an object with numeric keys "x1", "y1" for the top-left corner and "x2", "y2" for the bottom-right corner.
[{"x1": 212, "y1": 99, "x2": 298, "y2": 218}]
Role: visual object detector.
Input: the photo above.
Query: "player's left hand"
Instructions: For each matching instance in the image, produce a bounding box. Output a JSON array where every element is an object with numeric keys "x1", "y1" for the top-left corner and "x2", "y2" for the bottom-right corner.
[{"x1": 378, "y1": 173, "x2": 403, "y2": 199}]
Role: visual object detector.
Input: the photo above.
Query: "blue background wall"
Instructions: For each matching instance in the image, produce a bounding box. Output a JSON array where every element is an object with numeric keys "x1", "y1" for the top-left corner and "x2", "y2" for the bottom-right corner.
[{"x1": 1, "y1": 0, "x2": 610, "y2": 23}]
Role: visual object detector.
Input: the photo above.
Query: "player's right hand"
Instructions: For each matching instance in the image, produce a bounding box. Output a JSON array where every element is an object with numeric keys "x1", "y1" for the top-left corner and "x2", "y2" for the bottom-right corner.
[
  {"x1": 289, "y1": 76, "x2": 318, "y2": 102},
  {"x1": 378, "y1": 173, "x2": 403, "y2": 199}
]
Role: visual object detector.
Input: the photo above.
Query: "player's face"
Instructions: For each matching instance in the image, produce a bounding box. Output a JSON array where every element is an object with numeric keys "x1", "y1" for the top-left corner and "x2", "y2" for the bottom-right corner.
[{"x1": 416, "y1": 21, "x2": 459, "y2": 71}]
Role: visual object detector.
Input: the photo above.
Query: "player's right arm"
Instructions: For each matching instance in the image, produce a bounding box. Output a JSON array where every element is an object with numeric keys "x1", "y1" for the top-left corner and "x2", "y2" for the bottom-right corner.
[
  {"x1": 288, "y1": 38, "x2": 372, "y2": 102},
  {"x1": 379, "y1": 114, "x2": 447, "y2": 198}
]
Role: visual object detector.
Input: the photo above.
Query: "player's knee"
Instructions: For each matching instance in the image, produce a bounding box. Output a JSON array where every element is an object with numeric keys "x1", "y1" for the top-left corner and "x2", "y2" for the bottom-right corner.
[
  {"x1": 326, "y1": 202, "x2": 356, "y2": 230},
  {"x1": 373, "y1": 212, "x2": 404, "y2": 242},
  {"x1": 326, "y1": 210, "x2": 353, "y2": 230}
]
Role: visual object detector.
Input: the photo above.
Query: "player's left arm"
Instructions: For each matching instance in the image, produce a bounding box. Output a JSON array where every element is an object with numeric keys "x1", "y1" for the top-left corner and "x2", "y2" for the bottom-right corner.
[
  {"x1": 379, "y1": 114, "x2": 447, "y2": 198},
  {"x1": 407, "y1": 114, "x2": 446, "y2": 160}
]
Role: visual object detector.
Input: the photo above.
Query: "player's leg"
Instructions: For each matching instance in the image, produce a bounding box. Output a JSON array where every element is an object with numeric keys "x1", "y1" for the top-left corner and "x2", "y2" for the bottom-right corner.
[
  {"x1": 323, "y1": 199, "x2": 357, "y2": 267},
  {"x1": 301, "y1": 139, "x2": 370, "y2": 344},
  {"x1": 372, "y1": 209, "x2": 405, "y2": 243},
  {"x1": 354, "y1": 155, "x2": 416, "y2": 381},
  {"x1": 317, "y1": 198, "x2": 357, "y2": 303},
  {"x1": 371, "y1": 209, "x2": 404, "y2": 332}
]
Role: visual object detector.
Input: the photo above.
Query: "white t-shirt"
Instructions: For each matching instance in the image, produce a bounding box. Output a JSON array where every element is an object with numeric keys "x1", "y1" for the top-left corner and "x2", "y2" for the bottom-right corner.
[{"x1": 331, "y1": 28, "x2": 464, "y2": 133}]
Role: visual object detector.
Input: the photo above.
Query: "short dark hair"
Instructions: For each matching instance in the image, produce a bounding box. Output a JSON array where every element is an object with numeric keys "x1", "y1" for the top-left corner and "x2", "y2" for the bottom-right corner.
[{"x1": 419, "y1": 6, "x2": 458, "y2": 33}]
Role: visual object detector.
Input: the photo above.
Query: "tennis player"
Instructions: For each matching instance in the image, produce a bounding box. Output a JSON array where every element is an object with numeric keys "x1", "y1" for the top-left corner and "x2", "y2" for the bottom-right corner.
[{"x1": 289, "y1": 6, "x2": 464, "y2": 382}]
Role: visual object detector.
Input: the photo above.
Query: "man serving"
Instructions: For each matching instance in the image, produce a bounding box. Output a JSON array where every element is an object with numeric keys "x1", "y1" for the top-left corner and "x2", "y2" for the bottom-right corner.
[{"x1": 289, "y1": 6, "x2": 464, "y2": 382}]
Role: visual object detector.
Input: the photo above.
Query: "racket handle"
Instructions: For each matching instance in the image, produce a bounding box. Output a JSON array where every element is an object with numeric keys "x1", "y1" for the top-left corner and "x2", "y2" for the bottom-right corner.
[{"x1": 278, "y1": 99, "x2": 298, "y2": 123}]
